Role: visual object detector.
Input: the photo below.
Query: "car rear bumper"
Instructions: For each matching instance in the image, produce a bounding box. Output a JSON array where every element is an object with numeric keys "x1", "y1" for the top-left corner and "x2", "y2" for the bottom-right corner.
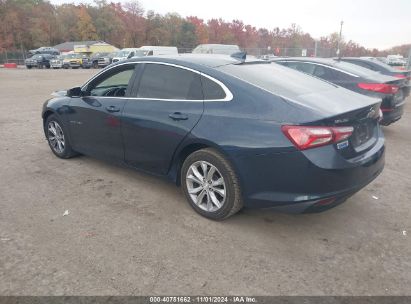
[
  {"x1": 232, "y1": 135, "x2": 385, "y2": 213},
  {"x1": 381, "y1": 103, "x2": 405, "y2": 125}
]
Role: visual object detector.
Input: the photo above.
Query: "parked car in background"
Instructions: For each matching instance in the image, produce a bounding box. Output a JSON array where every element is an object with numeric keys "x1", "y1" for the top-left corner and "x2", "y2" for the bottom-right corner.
[
  {"x1": 98, "y1": 52, "x2": 116, "y2": 68},
  {"x1": 192, "y1": 44, "x2": 241, "y2": 55},
  {"x1": 260, "y1": 54, "x2": 277, "y2": 61},
  {"x1": 50, "y1": 55, "x2": 68, "y2": 69},
  {"x1": 25, "y1": 54, "x2": 55, "y2": 69},
  {"x1": 273, "y1": 57, "x2": 407, "y2": 125},
  {"x1": 29, "y1": 47, "x2": 60, "y2": 56},
  {"x1": 89, "y1": 52, "x2": 110, "y2": 68},
  {"x1": 42, "y1": 54, "x2": 384, "y2": 219},
  {"x1": 339, "y1": 57, "x2": 410, "y2": 97},
  {"x1": 387, "y1": 55, "x2": 407, "y2": 67},
  {"x1": 376, "y1": 57, "x2": 388, "y2": 64},
  {"x1": 111, "y1": 48, "x2": 140, "y2": 63},
  {"x1": 62, "y1": 53, "x2": 91, "y2": 69},
  {"x1": 137, "y1": 46, "x2": 178, "y2": 56}
]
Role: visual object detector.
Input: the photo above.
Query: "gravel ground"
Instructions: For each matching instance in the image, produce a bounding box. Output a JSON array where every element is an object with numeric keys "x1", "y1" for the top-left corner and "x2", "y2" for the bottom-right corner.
[{"x1": 0, "y1": 68, "x2": 410, "y2": 296}]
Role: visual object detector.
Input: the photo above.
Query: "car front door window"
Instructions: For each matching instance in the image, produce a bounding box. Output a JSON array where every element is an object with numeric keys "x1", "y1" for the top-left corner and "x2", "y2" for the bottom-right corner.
[{"x1": 89, "y1": 68, "x2": 135, "y2": 97}]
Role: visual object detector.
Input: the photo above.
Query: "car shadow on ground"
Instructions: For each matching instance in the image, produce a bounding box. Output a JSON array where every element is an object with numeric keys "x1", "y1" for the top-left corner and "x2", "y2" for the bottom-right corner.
[{"x1": 70, "y1": 153, "x2": 369, "y2": 240}]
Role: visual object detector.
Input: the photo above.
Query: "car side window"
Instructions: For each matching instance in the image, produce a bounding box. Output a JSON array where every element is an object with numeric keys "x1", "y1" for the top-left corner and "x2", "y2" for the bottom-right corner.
[
  {"x1": 329, "y1": 69, "x2": 353, "y2": 82},
  {"x1": 313, "y1": 65, "x2": 335, "y2": 81},
  {"x1": 201, "y1": 76, "x2": 226, "y2": 100},
  {"x1": 137, "y1": 63, "x2": 203, "y2": 100},
  {"x1": 89, "y1": 66, "x2": 135, "y2": 97},
  {"x1": 294, "y1": 62, "x2": 316, "y2": 75}
]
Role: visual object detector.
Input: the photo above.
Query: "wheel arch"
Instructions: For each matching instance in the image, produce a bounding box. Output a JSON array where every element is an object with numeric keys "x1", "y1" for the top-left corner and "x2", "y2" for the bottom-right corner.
[
  {"x1": 169, "y1": 139, "x2": 240, "y2": 187},
  {"x1": 42, "y1": 110, "x2": 56, "y2": 137}
]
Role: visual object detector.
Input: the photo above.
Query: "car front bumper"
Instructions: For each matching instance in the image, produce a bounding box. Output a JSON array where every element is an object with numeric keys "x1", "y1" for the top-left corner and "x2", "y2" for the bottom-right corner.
[{"x1": 50, "y1": 63, "x2": 63, "y2": 68}]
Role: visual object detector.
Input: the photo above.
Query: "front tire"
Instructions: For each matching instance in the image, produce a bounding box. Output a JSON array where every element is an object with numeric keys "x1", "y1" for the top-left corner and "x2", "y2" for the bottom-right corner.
[
  {"x1": 45, "y1": 115, "x2": 77, "y2": 159},
  {"x1": 181, "y1": 148, "x2": 243, "y2": 220}
]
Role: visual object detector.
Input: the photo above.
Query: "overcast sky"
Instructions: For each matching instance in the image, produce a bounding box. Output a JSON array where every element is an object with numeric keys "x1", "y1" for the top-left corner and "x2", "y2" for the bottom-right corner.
[{"x1": 49, "y1": 0, "x2": 411, "y2": 50}]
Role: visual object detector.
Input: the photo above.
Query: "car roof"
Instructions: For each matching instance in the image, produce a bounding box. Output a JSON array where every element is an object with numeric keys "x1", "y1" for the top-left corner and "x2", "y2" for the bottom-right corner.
[
  {"x1": 272, "y1": 57, "x2": 396, "y2": 82},
  {"x1": 119, "y1": 53, "x2": 265, "y2": 68}
]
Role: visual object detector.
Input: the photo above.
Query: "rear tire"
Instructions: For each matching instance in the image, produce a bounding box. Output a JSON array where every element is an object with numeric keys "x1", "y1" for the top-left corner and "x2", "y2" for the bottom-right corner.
[
  {"x1": 181, "y1": 148, "x2": 243, "y2": 220},
  {"x1": 45, "y1": 115, "x2": 77, "y2": 159}
]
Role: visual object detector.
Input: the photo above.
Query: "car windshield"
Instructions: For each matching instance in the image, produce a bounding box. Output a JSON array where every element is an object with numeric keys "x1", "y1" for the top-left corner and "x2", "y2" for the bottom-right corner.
[
  {"x1": 115, "y1": 50, "x2": 131, "y2": 57},
  {"x1": 92, "y1": 52, "x2": 108, "y2": 58},
  {"x1": 331, "y1": 60, "x2": 386, "y2": 78},
  {"x1": 66, "y1": 54, "x2": 81, "y2": 59},
  {"x1": 133, "y1": 50, "x2": 149, "y2": 57},
  {"x1": 218, "y1": 62, "x2": 336, "y2": 98},
  {"x1": 363, "y1": 58, "x2": 401, "y2": 72}
]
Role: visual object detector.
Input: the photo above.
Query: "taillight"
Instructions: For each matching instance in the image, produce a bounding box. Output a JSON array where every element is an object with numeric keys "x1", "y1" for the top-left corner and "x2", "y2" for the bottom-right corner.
[
  {"x1": 358, "y1": 83, "x2": 399, "y2": 94},
  {"x1": 281, "y1": 125, "x2": 354, "y2": 150},
  {"x1": 393, "y1": 74, "x2": 406, "y2": 79}
]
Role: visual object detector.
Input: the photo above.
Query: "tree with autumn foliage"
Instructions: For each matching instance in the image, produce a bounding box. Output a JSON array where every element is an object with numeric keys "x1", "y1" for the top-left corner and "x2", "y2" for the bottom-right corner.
[
  {"x1": 0, "y1": 0, "x2": 407, "y2": 58},
  {"x1": 77, "y1": 6, "x2": 98, "y2": 41}
]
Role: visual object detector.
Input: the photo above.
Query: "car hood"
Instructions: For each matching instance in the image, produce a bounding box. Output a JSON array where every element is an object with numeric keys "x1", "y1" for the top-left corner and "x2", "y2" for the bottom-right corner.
[{"x1": 51, "y1": 90, "x2": 67, "y2": 97}]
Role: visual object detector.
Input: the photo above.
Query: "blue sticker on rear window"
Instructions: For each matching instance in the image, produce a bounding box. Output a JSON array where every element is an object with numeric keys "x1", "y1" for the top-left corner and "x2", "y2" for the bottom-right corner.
[{"x1": 337, "y1": 140, "x2": 349, "y2": 149}]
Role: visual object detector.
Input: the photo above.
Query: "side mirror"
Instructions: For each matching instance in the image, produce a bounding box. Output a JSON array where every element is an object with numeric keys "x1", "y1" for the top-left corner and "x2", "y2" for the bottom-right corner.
[
  {"x1": 128, "y1": 52, "x2": 134, "y2": 59},
  {"x1": 67, "y1": 86, "x2": 83, "y2": 97}
]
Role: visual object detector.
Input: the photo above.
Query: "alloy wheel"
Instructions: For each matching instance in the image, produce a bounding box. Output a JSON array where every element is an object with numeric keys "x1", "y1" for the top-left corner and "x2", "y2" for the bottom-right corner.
[
  {"x1": 186, "y1": 161, "x2": 226, "y2": 212},
  {"x1": 47, "y1": 121, "x2": 65, "y2": 154}
]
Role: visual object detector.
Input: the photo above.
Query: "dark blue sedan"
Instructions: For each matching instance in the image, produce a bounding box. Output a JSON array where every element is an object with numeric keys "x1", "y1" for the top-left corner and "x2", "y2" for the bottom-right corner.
[{"x1": 42, "y1": 54, "x2": 385, "y2": 220}]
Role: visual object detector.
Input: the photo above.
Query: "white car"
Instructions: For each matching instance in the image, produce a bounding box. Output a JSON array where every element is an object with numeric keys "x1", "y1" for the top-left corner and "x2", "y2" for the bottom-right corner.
[
  {"x1": 137, "y1": 46, "x2": 178, "y2": 56},
  {"x1": 192, "y1": 44, "x2": 241, "y2": 55},
  {"x1": 111, "y1": 48, "x2": 141, "y2": 63}
]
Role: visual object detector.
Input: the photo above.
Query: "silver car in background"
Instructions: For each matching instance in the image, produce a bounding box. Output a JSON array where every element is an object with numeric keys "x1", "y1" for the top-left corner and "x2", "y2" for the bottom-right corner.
[{"x1": 50, "y1": 55, "x2": 67, "y2": 69}]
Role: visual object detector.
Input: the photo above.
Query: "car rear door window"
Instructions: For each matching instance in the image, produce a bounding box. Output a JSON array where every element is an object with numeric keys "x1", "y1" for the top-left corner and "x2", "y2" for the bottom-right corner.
[
  {"x1": 137, "y1": 63, "x2": 203, "y2": 100},
  {"x1": 201, "y1": 76, "x2": 226, "y2": 100}
]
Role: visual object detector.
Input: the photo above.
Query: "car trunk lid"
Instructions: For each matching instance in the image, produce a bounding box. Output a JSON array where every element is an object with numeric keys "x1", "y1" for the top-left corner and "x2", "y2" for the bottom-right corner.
[{"x1": 289, "y1": 87, "x2": 381, "y2": 159}]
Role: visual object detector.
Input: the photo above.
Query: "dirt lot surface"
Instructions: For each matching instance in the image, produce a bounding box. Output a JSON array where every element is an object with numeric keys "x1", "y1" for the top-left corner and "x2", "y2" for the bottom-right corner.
[{"x1": 0, "y1": 68, "x2": 410, "y2": 296}]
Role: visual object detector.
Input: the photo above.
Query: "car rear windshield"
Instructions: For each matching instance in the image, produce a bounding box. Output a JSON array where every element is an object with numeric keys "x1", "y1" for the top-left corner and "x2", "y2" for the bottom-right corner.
[
  {"x1": 217, "y1": 63, "x2": 337, "y2": 97},
  {"x1": 331, "y1": 60, "x2": 385, "y2": 78},
  {"x1": 362, "y1": 58, "x2": 402, "y2": 72}
]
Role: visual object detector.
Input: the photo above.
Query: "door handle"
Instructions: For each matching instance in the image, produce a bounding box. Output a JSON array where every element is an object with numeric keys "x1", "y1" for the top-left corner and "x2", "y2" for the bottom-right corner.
[
  {"x1": 106, "y1": 105, "x2": 120, "y2": 113},
  {"x1": 169, "y1": 112, "x2": 188, "y2": 121}
]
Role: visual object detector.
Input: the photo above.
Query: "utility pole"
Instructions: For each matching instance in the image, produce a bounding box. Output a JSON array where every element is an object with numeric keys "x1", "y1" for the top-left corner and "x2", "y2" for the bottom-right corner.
[
  {"x1": 314, "y1": 40, "x2": 318, "y2": 57},
  {"x1": 407, "y1": 48, "x2": 411, "y2": 70},
  {"x1": 336, "y1": 20, "x2": 344, "y2": 58}
]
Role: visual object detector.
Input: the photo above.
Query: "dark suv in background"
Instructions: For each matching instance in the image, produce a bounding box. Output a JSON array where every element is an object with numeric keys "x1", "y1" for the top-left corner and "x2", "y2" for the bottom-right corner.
[{"x1": 25, "y1": 54, "x2": 55, "y2": 69}]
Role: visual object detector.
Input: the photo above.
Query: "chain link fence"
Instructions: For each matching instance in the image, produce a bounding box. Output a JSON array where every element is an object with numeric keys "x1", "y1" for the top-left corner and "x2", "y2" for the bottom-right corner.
[
  {"x1": 0, "y1": 51, "x2": 28, "y2": 65},
  {"x1": 0, "y1": 47, "x2": 337, "y2": 65}
]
